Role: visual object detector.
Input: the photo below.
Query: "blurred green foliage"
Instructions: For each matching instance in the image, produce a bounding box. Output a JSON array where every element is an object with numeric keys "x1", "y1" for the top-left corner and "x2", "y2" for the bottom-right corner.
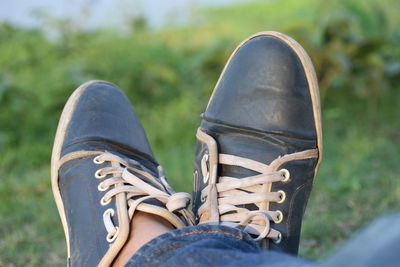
[{"x1": 1, "y1": 0, "x2": 400, "y2": 265}]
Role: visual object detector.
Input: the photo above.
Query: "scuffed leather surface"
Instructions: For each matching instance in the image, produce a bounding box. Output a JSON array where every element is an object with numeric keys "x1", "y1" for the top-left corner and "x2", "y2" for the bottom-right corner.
[
  {"x1": 193, "y1": 35, "x2": 319, "y2": 255},
  {"x1": 58, "y1": 83, "x2": 159, "y2": 265},
  {"x1": 62, "y1": 83, "x2": 155, "y2": 160},
  {"x1": 59, "y1": 156, "x2": 113, "y2": 266},
  {"x1": 205, "y1": 35, "x2": 316, "y2": 139}
]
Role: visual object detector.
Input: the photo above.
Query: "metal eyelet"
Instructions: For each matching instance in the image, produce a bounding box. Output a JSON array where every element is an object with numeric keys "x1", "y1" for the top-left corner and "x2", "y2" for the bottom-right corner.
[
  {"x1": 104, "y1": 208, "x2": 114, "y2": 216},
  {"x1": 106, "y1": 226, "x2": 119, "y2": 242},
  {"x1": 97, "y1": 182, "x2": 108, "y2": 192},
  {"x1": 280, "y1": 169, "x2": 290, "y2": 183},
  {"x1": 100, "y1": 197, "x2": 112, "y2": 206},
  {"x1": 103, "y1": 208, "x2": 119, "y2": 243},
  {"x1": 203, "y1": 173, "x2": 210, "y2": 184},
  {"x1": 274, "y1": 210, "x2": 283, "y2": 224},
  {"x1": 95, "y1": 169, "x2": 106, "y2": 179},
  {"x1": 277, "y1": 190, "x2": 286, "y2": 203},
  {"x1": 201, "y1": 152, "x2": 210, "y2": 183},
  {"x1": 103, "y1": 209, "x2": 118, "y2": 242},
  {"x1": 93, "y1": 156, "x2": 104, "y2": 164},
  {"x1": 273, "y1": 232, "x2": 282, "y2": 244}
]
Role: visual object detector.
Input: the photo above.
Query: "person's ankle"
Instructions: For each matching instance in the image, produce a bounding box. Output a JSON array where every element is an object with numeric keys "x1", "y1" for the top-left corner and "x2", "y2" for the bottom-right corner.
[{"x1": 112, "y1": 211, "x2": 174, "y2": 267}]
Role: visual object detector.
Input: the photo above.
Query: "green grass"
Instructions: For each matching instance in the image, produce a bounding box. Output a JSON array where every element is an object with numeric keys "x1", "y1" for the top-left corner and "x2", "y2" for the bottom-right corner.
[
  {"x1": 300, "y1": 91, "x2": 400, "y2": 259},
  {"x1": 1, "y1": 0, "x2": 400, "y2": 265}
]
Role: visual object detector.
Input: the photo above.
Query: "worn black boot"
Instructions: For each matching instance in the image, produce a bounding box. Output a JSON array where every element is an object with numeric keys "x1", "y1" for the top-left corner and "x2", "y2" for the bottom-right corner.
[
  {"x1": 51, "y1": 81, "x2": 194, "y2": 266},
  {"x1": 192, "y1": 32, "x2": 322, "y2": 255}
]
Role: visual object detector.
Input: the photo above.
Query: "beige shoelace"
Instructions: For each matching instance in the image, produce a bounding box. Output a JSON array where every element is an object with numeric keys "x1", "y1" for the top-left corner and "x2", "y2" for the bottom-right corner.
[
  {"x1": 93, "y1": 152, "x2": 193, "y2": 242},
  {"x1": 196, "y1": 129, "x2": 318, "y2": 242},
  {"x1": 59, "y1": 150, "x2": 193, "y2": 243}
]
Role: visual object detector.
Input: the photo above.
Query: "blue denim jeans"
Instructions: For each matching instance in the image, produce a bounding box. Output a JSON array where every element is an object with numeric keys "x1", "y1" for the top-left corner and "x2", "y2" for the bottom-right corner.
[
  {"x1": 126, "y1": 214, "x2": 400, "y2": 267},
  {"x1": 126, "y1": 224, "x2": 311, "y2": 267}
]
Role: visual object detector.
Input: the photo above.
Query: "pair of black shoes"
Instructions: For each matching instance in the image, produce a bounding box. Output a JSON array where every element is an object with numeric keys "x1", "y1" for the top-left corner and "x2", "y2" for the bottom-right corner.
[{"x1": 51, "y1": 31, "x2": 322, "y2": 266}]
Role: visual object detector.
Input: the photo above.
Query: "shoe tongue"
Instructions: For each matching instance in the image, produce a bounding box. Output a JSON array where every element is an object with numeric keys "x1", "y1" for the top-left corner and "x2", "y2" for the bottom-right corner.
[
  {"x1": 142, "y1": 197, "x2": 165, "y2": 207},
  {"x1": 211, "y1": 133, "x2": 283, "y2": 212},
  {"x1": 216, "y1": 133, "x2": 286, "y2": 178},
  {"x1": 202, "y1": 119, "x2": 316, "y2": 177}
]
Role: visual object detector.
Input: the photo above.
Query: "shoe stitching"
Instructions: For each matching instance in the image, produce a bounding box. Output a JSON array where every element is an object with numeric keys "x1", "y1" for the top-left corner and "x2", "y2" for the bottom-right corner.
[
  {"x1": 201, "y1": 115, "x2": 317, "y2": 141},
  {"x1": 62, "y1": 138, "x2": 157, "y2": 166}
]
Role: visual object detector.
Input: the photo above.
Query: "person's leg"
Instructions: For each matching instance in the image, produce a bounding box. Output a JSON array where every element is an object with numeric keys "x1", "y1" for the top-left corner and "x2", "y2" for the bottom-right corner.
[
  {"x1": 124, "y1": 212, "x2": 400, "y2": 267},
  {"x1": 112, "y1": 212, "x2": 174, "y2": 266},
  {"x1": 51, "y1": 81, "x2": 194, "y2": 266},
  {"x1": 126, "y1": 224, "x2": 313, "y2": 267}
]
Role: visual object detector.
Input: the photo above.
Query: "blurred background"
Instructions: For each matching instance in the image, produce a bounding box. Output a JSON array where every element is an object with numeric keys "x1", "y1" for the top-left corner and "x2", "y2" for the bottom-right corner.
[{"x1": 1, "y1": 0, "x2": 400, "y2": 265}]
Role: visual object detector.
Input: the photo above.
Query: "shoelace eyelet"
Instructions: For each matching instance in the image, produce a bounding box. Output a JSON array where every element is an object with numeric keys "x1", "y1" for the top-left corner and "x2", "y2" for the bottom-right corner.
[
  {"x1": 280, "y1": 169, "x2": 290, "y2": 183},
  {"x1": 277, "y1": 190, "x2": 286, "y2": 203},
  {"x1": 106, "y1": 227, "x2": 119, "y2": 242},
  {"x1": 274, "y1": 210, "x2": 283, "y2": 224},
  {"x1": 104, "y1": 208, "x2": 114, "y2": 216},
  {"x1": 97, "y1": 181, "x2": 109, "y2": 192},
  {"x1": 273, "y1": 232, "x2": 282, "y2": 244},
  {"x1": 95, "y1": 169, "x2": 107, "y2": 179},
  {"x1": 100, "y1": 197, "x2": 112, "y2": 206},
  {"x1": 201, "y1": 153, "x2": 210, "y2": 183},
  {"x1": 93, "y1": 156, "x2": 105, "y2": 165},
  {"x1": 103, "y1": 209, "x2": 118, "y2": 242}
]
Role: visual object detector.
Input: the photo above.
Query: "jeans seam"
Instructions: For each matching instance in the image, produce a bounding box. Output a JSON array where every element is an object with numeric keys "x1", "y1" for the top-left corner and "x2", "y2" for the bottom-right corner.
[{"x1": 179, "y1": 230, "x2": 244, "y2": 241}]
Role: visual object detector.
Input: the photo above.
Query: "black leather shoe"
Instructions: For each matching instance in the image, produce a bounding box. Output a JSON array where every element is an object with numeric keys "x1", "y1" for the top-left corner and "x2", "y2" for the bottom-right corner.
[
  {"x1": 192, "y1": 32, "x2": 322, "y2": 255},
  {"x1": 51, "y1": 80, "x2": 194, "y2": 266}
]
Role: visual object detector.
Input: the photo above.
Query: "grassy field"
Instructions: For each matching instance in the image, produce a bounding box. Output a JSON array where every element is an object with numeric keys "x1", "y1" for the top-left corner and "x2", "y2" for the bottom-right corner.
[{"x1": 1, "y1": 0, "x2": 400, "y2": 265}]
